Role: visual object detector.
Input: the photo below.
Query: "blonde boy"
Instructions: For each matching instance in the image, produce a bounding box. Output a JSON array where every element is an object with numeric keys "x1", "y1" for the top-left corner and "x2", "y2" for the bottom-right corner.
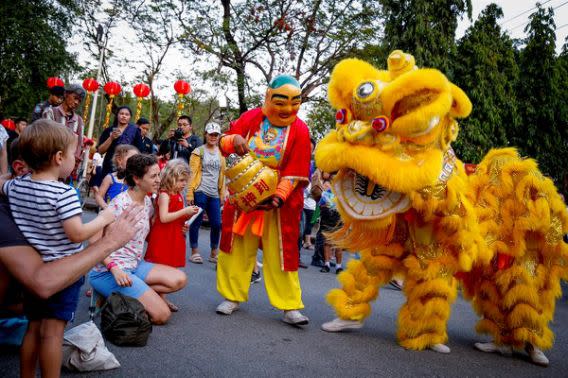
[{"x1": 0, "y1": 120, "x2": 114, "y2": 378}]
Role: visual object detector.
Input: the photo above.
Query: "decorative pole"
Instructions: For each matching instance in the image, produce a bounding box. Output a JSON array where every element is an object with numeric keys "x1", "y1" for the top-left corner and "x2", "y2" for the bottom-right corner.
[
  {"x1": 82, "y1": 78, "x2": 99, "y2": 125},
  {"x1": 102, "y1": 82, "x2": 122, "y2": 128},
  {"x1": 133, "y1": 83, "x2": 150, "y2": 121},
  {"x1": 173, "y1": 80, "x2": 191, "y2": 117}
]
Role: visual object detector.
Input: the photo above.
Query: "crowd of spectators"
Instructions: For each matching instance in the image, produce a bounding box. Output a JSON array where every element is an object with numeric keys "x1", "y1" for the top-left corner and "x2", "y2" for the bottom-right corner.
[{"x1": 0, "y1": 85, "x2": 341, "y2": 377}]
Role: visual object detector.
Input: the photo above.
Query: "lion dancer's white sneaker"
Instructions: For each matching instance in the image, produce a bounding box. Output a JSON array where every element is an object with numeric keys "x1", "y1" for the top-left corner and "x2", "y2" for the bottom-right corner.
[
  {"x1": 525, "y1": 343, "x2": 549, "y2": 367},
  {"x1": 282, "y1": 310, "x2": 309, "y2": 325},
  {"x1": 428, "y1": 344, "x2": 451, "y2": 354},
  {"x1": 321, "y1": 318, "x2": 363, "y2": 332},
  {"x1": 474, "y1": 341, "x2": 513, "y2": 356}
]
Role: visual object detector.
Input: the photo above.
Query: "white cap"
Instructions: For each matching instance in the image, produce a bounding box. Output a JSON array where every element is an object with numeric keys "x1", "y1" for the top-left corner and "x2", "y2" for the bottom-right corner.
[{"x1": 205, "y1": 122, "x2": 221, "y2": 134}]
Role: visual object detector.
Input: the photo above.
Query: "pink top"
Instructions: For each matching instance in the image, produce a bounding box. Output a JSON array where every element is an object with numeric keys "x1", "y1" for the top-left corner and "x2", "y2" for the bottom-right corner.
[{"x1": 93, "y1": 191, "x2": 153, "y2": 272}]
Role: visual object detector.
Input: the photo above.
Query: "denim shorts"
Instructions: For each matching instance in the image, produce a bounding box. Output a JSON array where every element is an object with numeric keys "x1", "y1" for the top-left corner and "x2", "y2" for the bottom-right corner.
[
  {"x1": 24, "y1": 276, "x2": 85, "y2": 322},
  {"x1": 88, "y1": 260, "x2": 155, "y2": 299}
]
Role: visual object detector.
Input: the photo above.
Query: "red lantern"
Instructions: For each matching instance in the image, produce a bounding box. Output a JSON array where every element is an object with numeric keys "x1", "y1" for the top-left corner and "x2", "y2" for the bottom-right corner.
[
  {"x1": 173, "y1": 80, "x2": 191, "y2": 95},
  {"x1": 103, "y1": 81, "x2": 122, "y2": 96},
  {"x1": 133, "y1": 83, "x2": 150, "y2": 98},
  {"x1": 1, "y1": 119, "x2": 15, "y2": 131},
  {"x1": 82, "y1": 78, "x2": 99, "y2": 92},
  {"x1": 46, "y1": 77, "x2": 65, "y2": 89}
]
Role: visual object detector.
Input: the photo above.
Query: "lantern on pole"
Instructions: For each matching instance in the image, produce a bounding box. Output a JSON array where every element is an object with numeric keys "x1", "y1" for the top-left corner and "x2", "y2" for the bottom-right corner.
[
  {"x1": 133, "y1": 83, "x2": 150, "y2": 121},
  {"x1": 81, "y1": 78, "x2": 100, "y2": 125},
  {"x1": 103, "y1": 81, "x2": 122, "y2": 128},
  {"x1": 46, "y1": 77, "x2": 65, "y2": 89},
  {"x1": 173, "y1": 80, "x2": 191, "y2": 117}
]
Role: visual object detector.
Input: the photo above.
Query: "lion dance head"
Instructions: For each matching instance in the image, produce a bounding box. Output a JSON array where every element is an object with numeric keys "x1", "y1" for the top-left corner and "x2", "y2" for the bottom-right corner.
[{"x1": 315, "y1": 50, "x2": 473, "y2": 250}]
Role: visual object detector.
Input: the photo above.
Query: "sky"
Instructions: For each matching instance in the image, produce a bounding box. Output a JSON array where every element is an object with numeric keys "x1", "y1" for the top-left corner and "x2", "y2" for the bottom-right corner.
[
  {"x1": 69, "y1": 0, "x2": 568, "y2": 105},
  {"x1": 457, "y1": 0, "x2": 568, "y2": 42}
]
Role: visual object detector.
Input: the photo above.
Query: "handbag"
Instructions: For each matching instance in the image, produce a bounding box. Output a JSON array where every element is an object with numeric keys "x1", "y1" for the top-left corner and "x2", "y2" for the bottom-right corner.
[{"x1": 101, "y1": 292, "x2": 152, "y2": 347}]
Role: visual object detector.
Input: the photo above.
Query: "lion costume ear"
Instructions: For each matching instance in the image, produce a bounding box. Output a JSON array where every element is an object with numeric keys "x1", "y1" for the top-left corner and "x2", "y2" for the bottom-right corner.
[
  {"x1": 327, "y1": 58, "x2": 385, "y2": 110},
  {"x1": 449, "y1": 83, "x2": 472, "y2": 118}
]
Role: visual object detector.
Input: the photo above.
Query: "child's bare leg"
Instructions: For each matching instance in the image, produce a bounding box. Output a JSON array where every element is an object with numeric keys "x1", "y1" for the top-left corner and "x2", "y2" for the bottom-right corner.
[
  {"x1": 38, "y1": 319, "x2": 66, "y2": 378},
  {"x1": 320, "y1": 244, "x2": 333, "y2": 272},
  {"x1": 335, "y1": 249, "x2": 343, "y2": 265},
  {"x1": 20, "y1": 320, "x2": 40, "y2": 378},
  {"x1": 323, "y1": 244, "x2": 332, "y2": 263}
]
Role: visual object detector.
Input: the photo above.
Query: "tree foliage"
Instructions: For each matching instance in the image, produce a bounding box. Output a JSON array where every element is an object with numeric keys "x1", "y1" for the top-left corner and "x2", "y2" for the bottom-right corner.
[
  {"x1": 514, "y1": 4, "x2": 567, "y2": 189},
  {"x1": 173, "y1": 0, "x2": 381, "y2": 113},
  {"x1": 0, "y1": 0, "x2": 79, "y2": 118},
  {"x1": 377, "y1": 0, "x2": 472, "y2": 75},
  {"x1": 452, "y1": 4, "x2": 520, "y2": 163}
]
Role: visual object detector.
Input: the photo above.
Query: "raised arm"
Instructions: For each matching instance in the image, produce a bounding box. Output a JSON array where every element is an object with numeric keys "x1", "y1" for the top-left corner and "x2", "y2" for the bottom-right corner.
[
  {"x1": 94, "y1": 174, "x2": 112, "y2": 209},
  {"x1": 0, "y1": 205, "x2": 143, "y2": 299},
  {"x1": 62, "y1": 206, "x2": 115, "y2": 243},
  {"x1": 157, "y1": 192, "x2": 197, "y2": 223}
]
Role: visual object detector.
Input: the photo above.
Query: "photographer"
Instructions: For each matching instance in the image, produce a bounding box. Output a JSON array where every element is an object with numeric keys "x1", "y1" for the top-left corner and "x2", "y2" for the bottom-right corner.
[{"x1": 160, "y1": 115, "x2": 202, "y2": 163}]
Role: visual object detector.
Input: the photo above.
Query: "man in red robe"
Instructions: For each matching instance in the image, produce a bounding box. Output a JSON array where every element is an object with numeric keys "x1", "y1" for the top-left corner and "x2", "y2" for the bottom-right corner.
[{"x1": 216, "y1": 75, "x2": 311, "y2": 325}]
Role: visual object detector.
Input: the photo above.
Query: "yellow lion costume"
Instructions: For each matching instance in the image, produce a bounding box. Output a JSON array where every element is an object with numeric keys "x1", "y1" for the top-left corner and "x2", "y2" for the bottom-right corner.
[{"x1": 315, "y1": 51, "x2": 568, "y2": 364}]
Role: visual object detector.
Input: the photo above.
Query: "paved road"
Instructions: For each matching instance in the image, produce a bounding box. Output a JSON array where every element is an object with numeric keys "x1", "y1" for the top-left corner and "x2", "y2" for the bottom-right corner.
[{"x1": 2, "y1": 225, "x2": 568, "y2": 377}]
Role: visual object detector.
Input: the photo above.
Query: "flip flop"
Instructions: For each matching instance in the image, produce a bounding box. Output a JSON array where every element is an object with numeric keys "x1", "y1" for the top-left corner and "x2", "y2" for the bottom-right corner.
[
  {"x1": 189, "y1": 254, "x2": 203, "y2": 264},
  {"x1": 208, "y1": 256, "x2": 218, "y2": 263}
]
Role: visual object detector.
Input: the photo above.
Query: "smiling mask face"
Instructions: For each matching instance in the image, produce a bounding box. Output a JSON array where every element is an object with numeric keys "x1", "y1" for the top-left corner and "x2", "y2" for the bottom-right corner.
[{"x1": 262, "y1": 75, "x2": 302, "y2": 126}]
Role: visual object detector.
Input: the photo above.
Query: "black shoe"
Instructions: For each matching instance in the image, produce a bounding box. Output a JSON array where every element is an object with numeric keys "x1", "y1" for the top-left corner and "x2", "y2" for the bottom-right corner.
[
  {"x1": 251, "y1": 271, "x2": 262, "y2": 283},
  {"x1": 336, "y1": 267, "x2": 344, "y2": 274},
  {"x1": 320, "y1": 265, "x2": 330, "y2": 273},
  {"x1": 299, "y1": 261, "x2": 308, "y2": 269}
]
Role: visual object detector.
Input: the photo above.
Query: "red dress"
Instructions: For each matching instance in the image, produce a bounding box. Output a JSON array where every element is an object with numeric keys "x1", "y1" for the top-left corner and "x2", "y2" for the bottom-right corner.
[{"x1": 145, "y1": 191, "x2": 187, "y2": 267}]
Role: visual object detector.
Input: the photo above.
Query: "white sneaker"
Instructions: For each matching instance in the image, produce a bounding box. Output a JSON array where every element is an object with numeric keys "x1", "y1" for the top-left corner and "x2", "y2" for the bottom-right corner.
[
  {"x1": 429, "y1": 344, "x2": 451, "y2": 354},
  {"x1": 474, "y1": 342, "x2": 513, "y2": 356},
  {"x1": 525, "y1": 344, "x2": 549, "y2": 366},
  {"x1": 216, "y1": 300, "x2": 239, "y2": 315},
  {"x1": 282, "y1": 310, "x2": 309, "y2": 325},
  {"x1": 321, "y1": 318, "x2": 363, "y2": 332}
]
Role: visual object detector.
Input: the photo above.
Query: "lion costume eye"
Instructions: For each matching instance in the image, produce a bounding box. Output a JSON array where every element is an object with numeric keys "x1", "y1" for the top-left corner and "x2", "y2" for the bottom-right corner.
[{"x1": 357, "y1": 82, "x2": 375, "y2": 98}]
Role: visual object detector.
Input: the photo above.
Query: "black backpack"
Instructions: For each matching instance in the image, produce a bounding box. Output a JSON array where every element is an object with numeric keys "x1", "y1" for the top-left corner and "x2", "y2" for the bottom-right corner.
[{"x1": 101, "y1": 293, "x2": 152, "y2": 347}]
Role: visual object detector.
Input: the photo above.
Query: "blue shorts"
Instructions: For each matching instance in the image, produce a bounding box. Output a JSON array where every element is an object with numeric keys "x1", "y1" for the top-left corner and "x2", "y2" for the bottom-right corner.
[
  {"x1": 88, "y1": 261, "x2": 155, "y2": 299},
  {"x1": 24, "y1": 276, "x2": 85, "y2": 322}
]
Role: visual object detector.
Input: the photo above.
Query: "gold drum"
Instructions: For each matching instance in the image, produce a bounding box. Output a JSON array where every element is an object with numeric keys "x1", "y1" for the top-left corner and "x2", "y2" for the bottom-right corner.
[{"x1": 225, "y1": 153, "x2": 278, "y2": 212}]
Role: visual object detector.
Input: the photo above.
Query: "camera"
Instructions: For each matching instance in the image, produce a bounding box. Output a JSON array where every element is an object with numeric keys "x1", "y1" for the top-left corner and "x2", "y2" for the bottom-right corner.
[{"x1": 173, "y1": 128, "x2": 184, "y2": 140}]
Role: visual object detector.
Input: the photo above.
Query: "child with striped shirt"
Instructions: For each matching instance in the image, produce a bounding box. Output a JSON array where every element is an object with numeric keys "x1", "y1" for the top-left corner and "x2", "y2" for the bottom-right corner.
[{"x1": 0, "y1": 120, "x2": 115, "y2": 378}]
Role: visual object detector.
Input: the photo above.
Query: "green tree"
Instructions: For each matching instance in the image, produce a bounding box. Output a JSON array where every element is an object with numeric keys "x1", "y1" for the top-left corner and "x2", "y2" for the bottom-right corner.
[
  {"x1": 172, "y1": 0, "x2": 381, "y2": 113},
  {"x1": 0, "y1": 0, "x2": 79, "y2": 118},
  {"x1": 514, "y1": 3, "x2": 565, "y2": 187},
  {"x1": 557, "y1": 40, "x2": 568, "y2": 193},
  {"x1": 452, "y1": 3, "x2": 520, "y2": 163},
  {"x1": 375, "y1": 0, "x2": 472, "y2": 75},
  {"x1": 306, "y1": 99, "x2": 335, "y2": 141}
]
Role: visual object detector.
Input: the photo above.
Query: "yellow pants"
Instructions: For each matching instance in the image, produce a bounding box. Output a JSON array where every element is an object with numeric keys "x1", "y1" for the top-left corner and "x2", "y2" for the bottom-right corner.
[{"x1": 217, "y1": 210, "x2": 304, "y2": 310}]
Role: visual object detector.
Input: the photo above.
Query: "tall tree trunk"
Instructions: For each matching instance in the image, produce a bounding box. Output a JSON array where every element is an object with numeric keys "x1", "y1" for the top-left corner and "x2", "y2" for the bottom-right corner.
[{"x1": 221, "y1": 0, "x2": 248, "y2": 114}]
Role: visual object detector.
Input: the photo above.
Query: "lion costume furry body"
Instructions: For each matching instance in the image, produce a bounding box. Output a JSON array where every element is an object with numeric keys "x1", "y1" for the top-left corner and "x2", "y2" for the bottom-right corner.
[{"x1": 315, "y1": 51, "x2": 568, "y2": 354}]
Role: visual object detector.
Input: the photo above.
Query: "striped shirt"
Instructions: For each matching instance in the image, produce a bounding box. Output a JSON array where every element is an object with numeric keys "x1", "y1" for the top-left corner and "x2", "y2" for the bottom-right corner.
[{"x1": 3, "y1": 174, "x2": 83, "y2": 262}]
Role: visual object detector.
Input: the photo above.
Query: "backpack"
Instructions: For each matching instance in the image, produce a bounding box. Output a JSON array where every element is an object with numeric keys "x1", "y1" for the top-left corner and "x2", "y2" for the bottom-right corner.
[{"x1": 100, "y1": 292, "x2": 152, "y2": 347}]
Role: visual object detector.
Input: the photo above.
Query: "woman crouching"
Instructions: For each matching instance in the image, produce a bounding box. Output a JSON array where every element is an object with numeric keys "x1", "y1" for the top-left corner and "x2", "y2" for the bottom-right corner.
[{"x1": 89, "y1": 154, "x2": 187, "y2": 324}]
